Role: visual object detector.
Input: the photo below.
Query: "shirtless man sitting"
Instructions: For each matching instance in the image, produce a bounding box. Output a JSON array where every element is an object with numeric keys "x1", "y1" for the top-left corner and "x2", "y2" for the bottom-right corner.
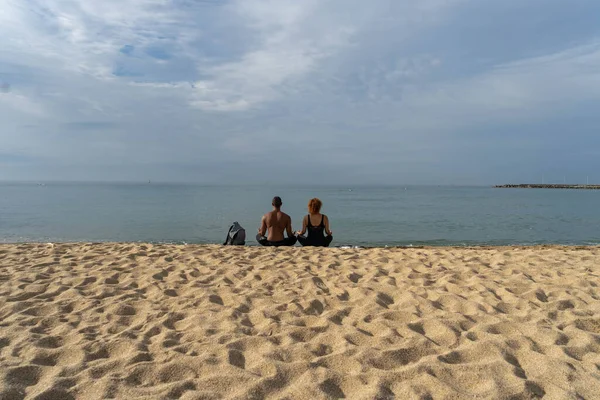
[{"x1": 256, "y1": 196, "x2": 297, "y2": 247}]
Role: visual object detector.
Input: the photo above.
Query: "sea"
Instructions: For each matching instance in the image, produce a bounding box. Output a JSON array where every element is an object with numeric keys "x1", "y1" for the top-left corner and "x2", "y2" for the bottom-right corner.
[{"x1": 1, "y1": 182, "x2": 599, "y2": 247}]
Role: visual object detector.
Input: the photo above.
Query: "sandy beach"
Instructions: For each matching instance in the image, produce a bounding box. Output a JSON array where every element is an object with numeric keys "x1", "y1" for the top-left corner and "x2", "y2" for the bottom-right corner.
[{"x1": 1, "y1": 243, "x2": 599, "y2": 399}]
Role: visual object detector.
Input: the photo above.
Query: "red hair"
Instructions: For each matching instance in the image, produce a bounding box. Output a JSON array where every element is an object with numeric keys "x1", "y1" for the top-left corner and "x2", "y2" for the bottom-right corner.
[{"x1": 308, "y1": 198, "x2": 322, "y2": 214}]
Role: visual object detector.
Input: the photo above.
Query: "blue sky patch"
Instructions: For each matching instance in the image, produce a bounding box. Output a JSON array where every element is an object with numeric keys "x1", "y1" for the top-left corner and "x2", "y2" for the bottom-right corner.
[
  {"x1": 119, "y1": 45, "x2": 135, "y2": 55},
  {"x1": 145, "y1": 47, "x2": 171, "y2": 60}
]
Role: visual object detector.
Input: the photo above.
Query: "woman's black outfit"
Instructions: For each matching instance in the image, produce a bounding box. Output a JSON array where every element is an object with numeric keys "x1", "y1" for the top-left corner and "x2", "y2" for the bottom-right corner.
[{"x1": 297, "y1": 214, "x2": 333, "y2": 247}]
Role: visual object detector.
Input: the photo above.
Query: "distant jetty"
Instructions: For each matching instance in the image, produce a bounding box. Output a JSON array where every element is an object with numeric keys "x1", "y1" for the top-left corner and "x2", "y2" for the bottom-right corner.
[{"x1": 495, "y1": 184, "x2": 600, "y2": 190}]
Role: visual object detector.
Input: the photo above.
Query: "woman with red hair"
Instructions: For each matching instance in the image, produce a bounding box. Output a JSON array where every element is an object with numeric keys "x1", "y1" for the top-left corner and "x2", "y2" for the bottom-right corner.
[{"x1": 296, "y1": 198, "x2": 333, "y2": 247}]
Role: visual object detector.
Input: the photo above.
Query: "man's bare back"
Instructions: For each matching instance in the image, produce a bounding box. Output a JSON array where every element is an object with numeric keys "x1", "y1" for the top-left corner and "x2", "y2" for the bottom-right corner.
[
  {"x1": 261, "y1": 210, "x2": 292, "y2": 241},
  {"x1": 256, "y1": 196, "x2": 297, "y2": 247}
]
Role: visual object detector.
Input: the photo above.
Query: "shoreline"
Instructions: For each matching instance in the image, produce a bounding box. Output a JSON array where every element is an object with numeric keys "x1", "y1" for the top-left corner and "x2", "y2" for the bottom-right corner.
[{"x1": 2, "y1": 241, "x2": 600, "y2": 249}]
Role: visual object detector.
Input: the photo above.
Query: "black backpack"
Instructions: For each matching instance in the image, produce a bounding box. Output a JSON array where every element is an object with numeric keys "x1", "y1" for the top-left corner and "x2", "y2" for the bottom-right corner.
[{"x1": 223, "y1": 222, "x2": 246, "y2": 245}]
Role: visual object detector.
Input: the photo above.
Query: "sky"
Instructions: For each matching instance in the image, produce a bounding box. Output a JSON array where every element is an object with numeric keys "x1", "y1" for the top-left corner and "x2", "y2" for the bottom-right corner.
[{"x1": 1, "y1": 0, "x2": 600, "y2": 185}]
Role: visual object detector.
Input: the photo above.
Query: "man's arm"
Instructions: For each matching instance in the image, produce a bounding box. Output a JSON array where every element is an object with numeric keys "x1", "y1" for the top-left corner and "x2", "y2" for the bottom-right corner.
[
  {"x1": 258, "y1": 215, "x2": 267, "y2": 237},
  {"x1": 286, "y1": 216, "x2": 294, "y2": 237}
]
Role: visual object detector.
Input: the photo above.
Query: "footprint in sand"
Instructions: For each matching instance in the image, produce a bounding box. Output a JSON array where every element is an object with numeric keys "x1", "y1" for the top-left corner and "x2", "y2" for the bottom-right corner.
[
  {"x1": 34, "y1": 388, "x2": 76, "y2": 400},
  {"x1": 304, "y1": 300, "x2": 324, "y2": 316},
  {"x1": 535, "y1": 290, "x2": 548, "y2": 302},
  {"x1": 104, "y1": 274, "x2": 119, "y2": 285},
  {"x1": 312, "y1": 277, "x2": 329, "y2": 293},
  {"x1": 76, "y1": 277, "x2": 97, "y2": 287},
  {"x1": 209, "y1": 295, "x2": 224, "y2": 305},
  {"x1": 329, "y1": 309, "x2": 351, "y2": 325},
  {"x1": 376, "y1": 292, "x2": 394, "y2": 308},
  {"x1": 36, "y1": 336, "x2": 63, "y2": 349},
  {"x1": 228, "y1": 349, "x2": 246, "y2": 369},
  {"x1": 319, "y1": 379, "x2": 345, "y2": 398},
  {"x1": 4, "y1": 365, "x2": 42, "y2": 387},
  {"x1": 31, "y1": 352, "x2": 59, "y2": 366},
  {"x1": 152, "y1": 269, "x2": 169, "y2": 281},
  {"x1": 114, "y1": 304, "x2": 137, "y2": 316},
  {"x1": 0, "y1": 337, "x2": 10, "y2": 350},
  {"x1": 337, "y1": 291, "x2": 350, "y2": 301},
  {"x1": 163, "y1": 313, "x2": 185, "y2": 330}
]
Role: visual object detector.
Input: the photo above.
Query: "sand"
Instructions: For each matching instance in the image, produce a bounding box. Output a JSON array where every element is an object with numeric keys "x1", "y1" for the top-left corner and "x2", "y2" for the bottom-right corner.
[{"x1": 1, "y1": 243, "x2": 599, "y2": 400}]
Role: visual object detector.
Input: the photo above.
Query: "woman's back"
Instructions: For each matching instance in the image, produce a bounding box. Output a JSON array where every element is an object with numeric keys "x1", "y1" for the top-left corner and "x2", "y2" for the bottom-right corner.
[
  {"x1": 297, "y1": 198, "x2": 333, "y2": 247},
  {"x1": 306, "y1": 213, "x2": 326, "y2": 238}
]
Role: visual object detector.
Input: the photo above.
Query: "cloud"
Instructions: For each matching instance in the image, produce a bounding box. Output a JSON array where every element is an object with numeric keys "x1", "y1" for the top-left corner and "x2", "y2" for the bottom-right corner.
[
  {"x1": 189, "y1": 0, "x2": 357, "y2": 111},
  {"x1": 188, "y1": 0, "x2": 468, "y2": 111},
  {"x1": 1, "y1": 0, "x2": 600, "y2": 184},
  {"x1": 62, "y1": 122, "x2": 119, "y2": 130},
  {"x1": 399, "y1": 41, "x2": 600, "y2": 128},
  {"x1": 1, "y1": 0, "x2": 208, "y2": 80}
]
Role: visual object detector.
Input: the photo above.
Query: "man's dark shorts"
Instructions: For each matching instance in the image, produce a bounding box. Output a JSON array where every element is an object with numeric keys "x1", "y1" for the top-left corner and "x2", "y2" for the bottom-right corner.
[{"x1": 256, "y1": 234, "x2": 297, "y2": 247}]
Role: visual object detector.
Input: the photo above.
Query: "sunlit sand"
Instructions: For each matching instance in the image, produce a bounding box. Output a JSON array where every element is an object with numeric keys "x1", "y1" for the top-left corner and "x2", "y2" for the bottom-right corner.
[{"x1": 1, "y1": 243, "x2": 599, "y2": 399}]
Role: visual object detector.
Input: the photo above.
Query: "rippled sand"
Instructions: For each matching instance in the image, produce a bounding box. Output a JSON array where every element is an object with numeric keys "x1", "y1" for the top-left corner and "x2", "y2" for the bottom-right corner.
[{"x1": 1, "y1": 243, "x2": 600, "y2": 399}]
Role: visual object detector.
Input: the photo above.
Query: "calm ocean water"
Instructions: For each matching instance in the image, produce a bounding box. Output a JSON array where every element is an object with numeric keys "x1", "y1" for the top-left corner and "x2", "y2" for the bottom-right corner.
[{"x1": 1, "y1": 183, "x2": 599, "y2": 247}]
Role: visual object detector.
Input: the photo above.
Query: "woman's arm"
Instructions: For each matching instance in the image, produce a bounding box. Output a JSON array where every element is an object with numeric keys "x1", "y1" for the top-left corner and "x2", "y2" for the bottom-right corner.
[
  {"x1": 296, "y1": 215, "x2": 307, "y2": 235},
  {"x1": 324, "y1": 215, "x2": 332, "y2": 236}
]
